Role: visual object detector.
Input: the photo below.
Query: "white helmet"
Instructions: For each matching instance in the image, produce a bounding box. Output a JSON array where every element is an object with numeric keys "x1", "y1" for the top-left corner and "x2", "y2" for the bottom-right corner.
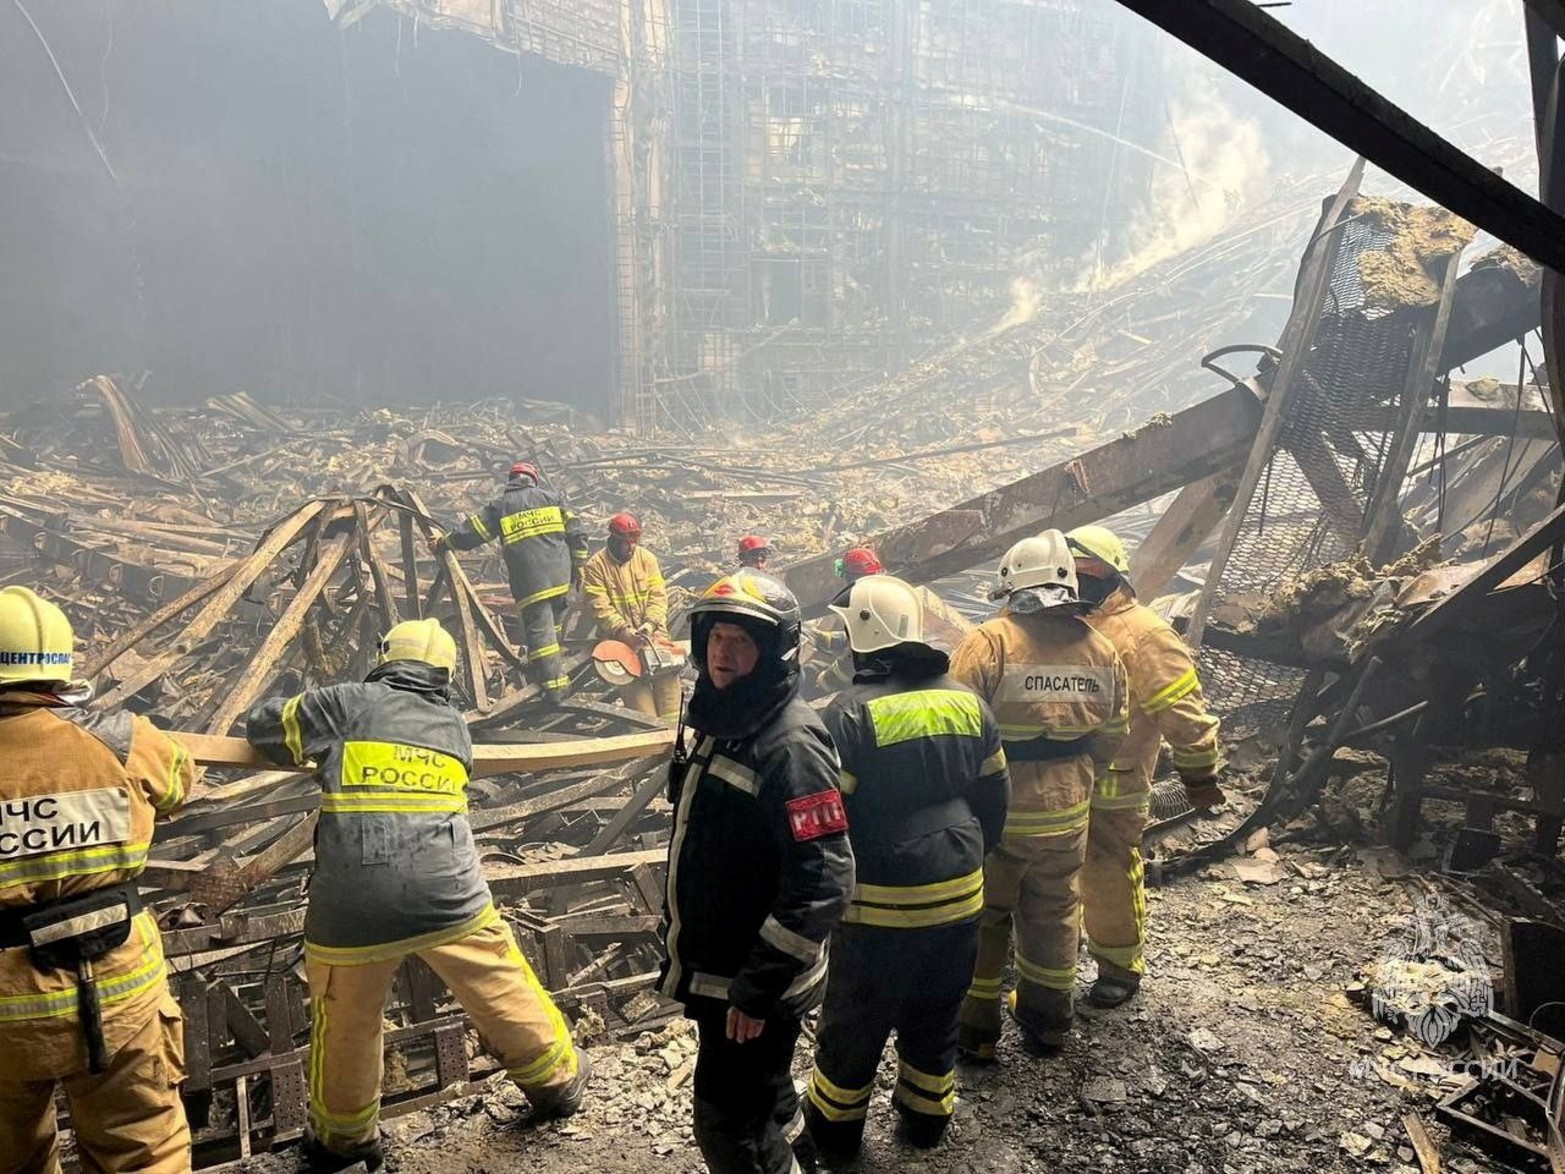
[
  {"x1": 993, "y1": 530, "x2": 1079, "y2": 605},
  {"x1": 829, "y1": 574, "x2": 923, "y2": 654}
]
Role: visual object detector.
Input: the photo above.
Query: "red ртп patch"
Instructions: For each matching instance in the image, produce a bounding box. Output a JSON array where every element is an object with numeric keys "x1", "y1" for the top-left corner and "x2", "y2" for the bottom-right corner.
[{"x1": 786, "y1": 790, "x2": 848, "y2": 841}]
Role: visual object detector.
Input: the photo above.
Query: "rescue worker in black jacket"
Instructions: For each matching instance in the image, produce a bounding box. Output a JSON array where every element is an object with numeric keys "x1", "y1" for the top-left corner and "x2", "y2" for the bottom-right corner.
[
  {"x1": 804, "y1": 574, "x2": 1009, "y2": 1155},
  {"x1": 436, "y1": 460, "x2": 588, "y2": 703},
  {"x1": 659, "y1": 570, "x2": 855, "y2": 1174}
]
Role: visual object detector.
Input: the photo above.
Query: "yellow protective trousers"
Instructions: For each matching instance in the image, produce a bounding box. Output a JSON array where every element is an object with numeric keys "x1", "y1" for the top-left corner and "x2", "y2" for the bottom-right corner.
[
  {"x1": 1081, "y1": 772, "x2": 1151, "y2": 984},
  {"x1": 0, "y1": 988, "x2": 189, "y2": 1174},
  {"x1": 305, "y1": 919, "x2": 576, "y2": 1155},
  {"x1": 621, "y1": 673, "x2": 683, "y2": 722},
  {"x1": 958, "y1": 754, "x2": 1093, "y2": 1050}
]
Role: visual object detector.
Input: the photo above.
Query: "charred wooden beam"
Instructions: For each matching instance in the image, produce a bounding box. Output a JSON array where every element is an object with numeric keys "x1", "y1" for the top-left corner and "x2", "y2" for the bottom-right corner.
[{"x1": 175, "y1": 729, "x2": 675, "y2": 778}]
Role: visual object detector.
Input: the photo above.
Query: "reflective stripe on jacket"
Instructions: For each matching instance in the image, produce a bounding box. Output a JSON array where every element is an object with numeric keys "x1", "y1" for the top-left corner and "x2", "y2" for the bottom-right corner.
[
  {"x1": 581, "y1": 546, "x2": 670, "y2": 639},
  {"x1": 246, "y1": 662, "x2": 492, "y2": 961},
  {"x1": 659, "y1": 699, "x2": 854, "y2": 1019},
  {"x1": 824, "y1": 673, "x2": 1008, "y2": 929},
  {"x1": 448, "y1": 476, "x2": 588, "y2": 607},
  {"x1": 0, "y1": 696, "x2": 192, "y2": 1035},
  {"x1": 950, "y1": 611, "x2": 1128, "y2": 828},
  {"x1": 1084, "y1": 585, "x2": 1221, "y2": 791}
]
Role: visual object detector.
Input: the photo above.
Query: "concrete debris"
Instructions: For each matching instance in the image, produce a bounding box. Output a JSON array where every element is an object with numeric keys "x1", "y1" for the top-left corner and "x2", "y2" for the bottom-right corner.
[{"x1": 1349, "y1": 198, "x2": 1477, "y2": 312}]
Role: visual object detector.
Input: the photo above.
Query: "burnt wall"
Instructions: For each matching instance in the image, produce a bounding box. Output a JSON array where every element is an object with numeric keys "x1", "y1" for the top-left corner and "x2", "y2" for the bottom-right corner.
[{"x1": 0, "y1": 0, "x2": 616, "y2": 414}]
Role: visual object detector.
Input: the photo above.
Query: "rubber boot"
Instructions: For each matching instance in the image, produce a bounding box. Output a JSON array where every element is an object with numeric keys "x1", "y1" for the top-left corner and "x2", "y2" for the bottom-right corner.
[
  {"x1": 956, "y1": 983, "x2": 1003, "y2": 1062},
  {"x1": 527, "y1": 1048, "x2": 593, "y2": 1119},
  {"x1": 304, "y1": 1135, "x2": 384, "y2": 1173},
  {"x1": 1009, "y1": 987, "x2": 1072, "y2": 1049},
  {"x1": 1088, "y1": 973, "x2": 1140, "y2": 1008},
  {"x1": 803, "y1": 1097, "x2": 866, "y2": 1161},
  {"x1": 895, "y1": 1101, "x2": 950, "y2": 1150}
]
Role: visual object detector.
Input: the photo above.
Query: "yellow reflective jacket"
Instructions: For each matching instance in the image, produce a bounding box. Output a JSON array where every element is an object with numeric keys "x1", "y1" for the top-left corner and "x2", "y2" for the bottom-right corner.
[
  {"x1": 581, "y1": 546, "x2": 669, "y2": 640},
  {"x1": 950, "y1": 610, "x2": 1127, "y2": 835},
  {"x1": 1082, "y1": 584, "x2": 1221, "y2": 792},
  {"x1": 0, "y1": 693, "x2": 192, "y2": 1057}
]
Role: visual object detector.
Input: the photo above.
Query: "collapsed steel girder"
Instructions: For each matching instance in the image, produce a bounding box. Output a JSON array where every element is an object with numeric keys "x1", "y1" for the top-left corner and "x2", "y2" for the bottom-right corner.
[
  {"x1": 780, "y1": 251, "x2": 1545, "y2": 613},
  {"x1": 1111, "y1": 0, "x2": 1565, "y2": 277},
  {"x1": 781, "y1": 384, "x2": 1265, "y2": 613}
]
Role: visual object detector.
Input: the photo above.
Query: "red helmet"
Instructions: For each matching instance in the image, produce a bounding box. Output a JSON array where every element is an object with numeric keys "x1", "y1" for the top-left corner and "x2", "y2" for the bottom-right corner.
[
  {"x1": 609, "y1": 512, "x2": 642, "y2": 539},
  {"x1": 737, "y1": 535, "x2": 772, "y2": 565},
  {"x1": 509, "y1": 460, "x2": 540, "y2": 482},
  {"x1": 839, "y1": 547, "x2": 884, "y2": 580}
]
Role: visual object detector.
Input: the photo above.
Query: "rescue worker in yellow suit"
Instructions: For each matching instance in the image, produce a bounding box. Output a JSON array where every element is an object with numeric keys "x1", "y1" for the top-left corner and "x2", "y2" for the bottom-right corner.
[
  {"x1": 0, "y1": 586, "x2": 195, "y2": 1174},
  {"x1": 804, "y1": 575, "x2": 1009, "y2": 1155},
  {"x1": 580, "y1": 512, "x2": 682, "y2": 721},
  {"x1": 1067, "y1": 525, "x2": 1222, "y2": 1008},
  {"x1": 950, "y1": 531, "x2": 1128, "y2": 1055},
  {"x1": 246, "y1": 619, "x2": 588, "y2": 1172}
]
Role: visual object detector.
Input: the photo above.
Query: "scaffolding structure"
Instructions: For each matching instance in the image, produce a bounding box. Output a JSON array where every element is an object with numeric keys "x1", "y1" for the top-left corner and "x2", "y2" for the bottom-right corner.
[
  {"x1": 650, "y1": 0, "x2": 1157, "y2": 430},
  {"x1": 344, "y1": 0, "x2": 1158, "y2": 431}
]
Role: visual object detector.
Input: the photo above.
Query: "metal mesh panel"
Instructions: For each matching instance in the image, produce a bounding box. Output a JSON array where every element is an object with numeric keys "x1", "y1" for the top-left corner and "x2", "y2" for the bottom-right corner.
[{"x1": 1198, "y1": 213, "x2": 1427, "y2": 734}]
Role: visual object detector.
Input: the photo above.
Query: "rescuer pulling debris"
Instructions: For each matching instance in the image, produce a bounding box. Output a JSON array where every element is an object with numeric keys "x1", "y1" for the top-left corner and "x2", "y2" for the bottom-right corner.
[
  {"x1": 804, "y1": 574, "x2": 1009, "y2": 1155},
  {"x1": 1067, "y1": 525, "x2": 1223, "y2": 1009},
  {"x1": 436, "y1": 460, "x2": 588, "y2": 704},
  {"x1": 0, "y1": 586, "x2": 196, "y2": 1173},
  {"x1": 245, "y1": 618, "x2": 589, "y2": 1173},
  {"x1": 581, "y1": 513, "x2": 683, "y2": 721},
  {"x1": 659, "y1": 570, "x2": 855, "y2": 1174},
  {"x1": 951, "y1": 531, "x2": 1128, "y2": 1055}
]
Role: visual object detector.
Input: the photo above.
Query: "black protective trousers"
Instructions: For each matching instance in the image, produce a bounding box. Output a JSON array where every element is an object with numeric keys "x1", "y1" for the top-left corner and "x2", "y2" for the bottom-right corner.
[
  {"x1": 804, "y1": 920, "x2": 978, "y2": 1151},
  {"x1": 691, "y1": 1009, "x2": 808, "y2": 1174},
  {"x1": 519, "y1": 596, "x2": 570, "y2": 696}
]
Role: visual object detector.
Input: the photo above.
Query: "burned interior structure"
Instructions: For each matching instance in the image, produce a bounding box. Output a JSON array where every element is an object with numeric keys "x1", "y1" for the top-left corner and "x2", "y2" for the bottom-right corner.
[{"x1": 7, "y1": 0, "x2": 1565, "y2": 1171}]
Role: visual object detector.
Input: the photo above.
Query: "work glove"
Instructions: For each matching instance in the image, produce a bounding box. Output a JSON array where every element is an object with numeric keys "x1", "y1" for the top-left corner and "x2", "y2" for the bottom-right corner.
[
  {"x1": 636, "y1": 621, "x2": 660, "y2": 637},
  {"x1": 432, "y1": 533, "x2": 453, "y2": 556},
  {"x1": 571, "y1": 568, "x2": 585, "y2": 592},
  {"x1": 1182, "y1": 777, "x2": 1226, "y2": 812}
]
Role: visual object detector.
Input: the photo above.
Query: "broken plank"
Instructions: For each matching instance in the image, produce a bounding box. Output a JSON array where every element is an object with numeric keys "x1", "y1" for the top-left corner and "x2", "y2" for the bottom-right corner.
[
  {"x1": 96, "y1": 500, "x2": 327, "y2": 708},
  {"x1": 1401, "y1": 1112, "x2": 1441, "y2": 1174},
  {"x1": 83, "y1": 559, "x2": 243, "y2": 680},
  {"x1": 779, "y1": 384, "x2": 1265, "y2": 613},
  {"x1": 175, "y1": 729, "x2": 674, "y2": 779},
  {"x1": 484, "y1": 848, "x2": 666, "y2": 896},
  {"x1": 202, "y1": 531, "x2": 354, "y2": 735}
]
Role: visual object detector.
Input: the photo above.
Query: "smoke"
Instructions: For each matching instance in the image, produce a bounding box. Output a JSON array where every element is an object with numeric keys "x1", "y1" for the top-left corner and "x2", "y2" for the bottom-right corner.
[
  {"x1": 1086, "y1": 74, "x2": 1269, "y2": 291},
  {"x1": 986, "y1": 248, "x2": 1051, "y2": 338}
]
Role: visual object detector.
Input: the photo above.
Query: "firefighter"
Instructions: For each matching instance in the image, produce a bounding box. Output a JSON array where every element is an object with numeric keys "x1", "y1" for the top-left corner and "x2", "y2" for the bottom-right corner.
[
  {"x1": 0, "y1": 586, "x2": 195, "y2": 1174},
  {"x1": 246, "y1": 618, "x2": 588, "y2": 1172},
  {"x1": 737, "y1": 535, "x2": 773, "y2": 571},
  {"x1": 659, "y1": 570, "x2": 854, "y2": 1174},
  {"x1": 950, "y1": 531, "x2": 1128, "y2": 1055},
  {"x1": 1067, "y1": 525, "x2": 1222, "y2": 1008},
  {"x1": 581, "y1": 513, "x2": 681, "y2": 721},
  {"x1": 804, "y1": 575, "x2": 1008, "y2": 1155},
  {"x1": 810, "y1": 553, "x2": 974, "y2": 696},
  {"x1": 436, "y1": 460, "x2": 587, "y2": 703}
]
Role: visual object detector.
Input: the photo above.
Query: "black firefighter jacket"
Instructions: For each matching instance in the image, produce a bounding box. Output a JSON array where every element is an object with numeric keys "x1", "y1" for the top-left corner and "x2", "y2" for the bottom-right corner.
[
  {"x1": 824, "y1": 670, "x2": 1010, "y2": 930},
  {"x1": 448, "y1": 476, "x2": 589, "y2": 608},
  {"x1": 658, "y1": 699, "x2": 855, "y2": 1021}
]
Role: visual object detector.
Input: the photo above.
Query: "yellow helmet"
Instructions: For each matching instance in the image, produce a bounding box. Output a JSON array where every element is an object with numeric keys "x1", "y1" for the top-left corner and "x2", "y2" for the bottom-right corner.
[
  {"x1": 376, "y1": 618, "x2": 458, "y2": 674},
  {"x1": 1066, "y1": 525, "x2": 1130, "y2": 575},
  {"x1": 0, "y1": 586, "x2": 75, "y2": 684}
]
